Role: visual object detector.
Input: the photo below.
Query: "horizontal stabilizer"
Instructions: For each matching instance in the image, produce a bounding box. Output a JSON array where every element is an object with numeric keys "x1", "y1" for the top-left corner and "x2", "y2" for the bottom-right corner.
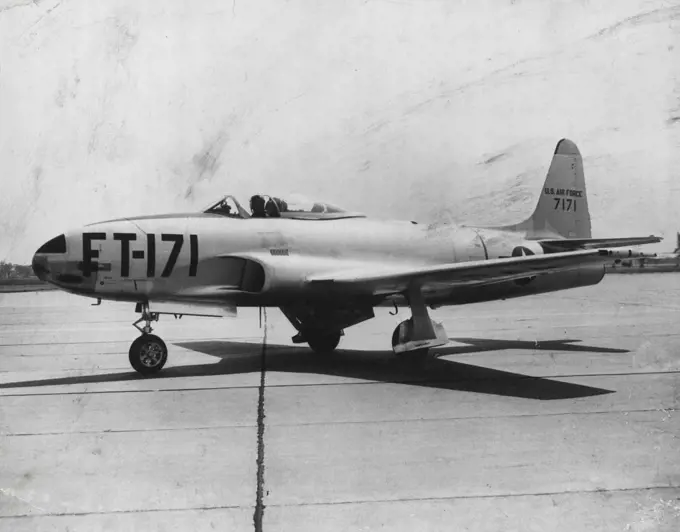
[{"x1": 537, "y1": 235, "x2": 662, "y2": 251}]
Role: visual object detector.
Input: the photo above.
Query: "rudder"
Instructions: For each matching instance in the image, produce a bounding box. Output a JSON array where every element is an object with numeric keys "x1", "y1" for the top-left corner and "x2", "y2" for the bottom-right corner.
[{"x1": 506, "y1": 138, "x2": 592, "y2": 239}]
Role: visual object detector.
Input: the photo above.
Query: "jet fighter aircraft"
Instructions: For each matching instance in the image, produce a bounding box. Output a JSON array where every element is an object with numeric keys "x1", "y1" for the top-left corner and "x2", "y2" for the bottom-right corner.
[{"x1": 31, "y1": 139, "x2": 661, "y2": 375}]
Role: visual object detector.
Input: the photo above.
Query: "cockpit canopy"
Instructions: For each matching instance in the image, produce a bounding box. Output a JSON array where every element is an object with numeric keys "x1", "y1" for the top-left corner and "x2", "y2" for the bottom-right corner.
[{"x1": 202, "y1": 193, "x2": 365, "y2": 220}]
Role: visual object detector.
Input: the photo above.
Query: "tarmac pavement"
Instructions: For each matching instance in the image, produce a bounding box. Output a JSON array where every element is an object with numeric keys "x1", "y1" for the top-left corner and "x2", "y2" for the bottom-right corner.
[{"x1": 1, "y1": 274, "x2": 679, "y2": 531}]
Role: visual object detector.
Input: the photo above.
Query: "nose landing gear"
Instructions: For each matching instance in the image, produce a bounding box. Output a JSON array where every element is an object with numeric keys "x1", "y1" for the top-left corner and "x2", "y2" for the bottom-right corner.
[
  {"x1": 129, "y1": 334, "x2": 168, "y2": 375},
  {"x1": 129, "y1": 303, "x2": 168, "y2": 376}
]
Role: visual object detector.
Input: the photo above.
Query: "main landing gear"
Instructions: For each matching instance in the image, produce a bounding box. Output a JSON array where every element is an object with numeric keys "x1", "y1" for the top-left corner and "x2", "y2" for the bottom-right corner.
[
  {"x1": 300, "y1": 329, "x2": 342, "y2": 354},
  {"x1": 280, "y1": 286, "x2": 448, "y2": 359},
  {"x1": 390, "y1": 283, "x2": 449, "y2": 358},
  {"x1": 290, "y1": 326, "x2": 344, "y2": 355},
  {"x1": 129, "y1": 304, "x2": 168, "y2": 376},
  {"x1": 280, "y1": 303, "x2": 374, "y2": 355}
]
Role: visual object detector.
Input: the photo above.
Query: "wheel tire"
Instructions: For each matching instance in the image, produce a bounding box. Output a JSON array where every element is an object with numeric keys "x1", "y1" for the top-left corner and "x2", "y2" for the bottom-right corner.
[
  {"x1": 392, "y1": 319, "x2": 413, "y2": 355},
  {"x1": 307, "y1": 331, "x2": 341, "y2": 354},
  {"x1": 129, "y1": 334, "x2": 168, "y2": 375},
  {"x1": 391, "y1": 319, "x2": 429, "y2": 358},
  {"x1": 391, "y1": 320, "x2": 407, "y2": 352}
]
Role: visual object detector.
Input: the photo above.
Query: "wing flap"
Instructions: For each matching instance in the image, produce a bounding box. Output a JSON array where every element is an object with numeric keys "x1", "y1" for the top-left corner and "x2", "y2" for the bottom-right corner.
[{"x1": 148, "y1": 300, "x2": 237, "y2": 318}]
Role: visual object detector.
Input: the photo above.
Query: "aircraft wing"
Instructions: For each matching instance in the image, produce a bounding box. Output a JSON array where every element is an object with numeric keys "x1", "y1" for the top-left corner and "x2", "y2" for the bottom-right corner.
[
  {"x1": 536, "y1": 235, "x2": 662, "y2": 251},
  {"x1": 307, "y1": 248, "x2": 649, "y2": 296}
]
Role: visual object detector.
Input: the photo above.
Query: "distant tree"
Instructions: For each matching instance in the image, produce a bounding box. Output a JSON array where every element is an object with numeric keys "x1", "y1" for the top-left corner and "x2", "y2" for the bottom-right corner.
[
  {"x1": 0, "y1": 262, "x2": 36, "y2": 279},
  {"x1": 0, "y1": 261, "x2": 13, "y2": 280},
  {"x1": 13, "y1": 264, "x2": 34, "y2": 278}
]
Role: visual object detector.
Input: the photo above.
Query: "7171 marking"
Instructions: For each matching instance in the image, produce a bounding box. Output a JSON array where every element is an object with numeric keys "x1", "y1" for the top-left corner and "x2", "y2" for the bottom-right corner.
[{"x1": 554, "y1": 198, "x2": 577, "y2": 212}]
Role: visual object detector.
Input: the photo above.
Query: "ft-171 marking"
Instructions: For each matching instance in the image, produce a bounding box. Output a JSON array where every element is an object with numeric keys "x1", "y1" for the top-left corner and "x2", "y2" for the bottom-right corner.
[{"x1": 82, "y1": 232, "x2": 199, "y2": 278}]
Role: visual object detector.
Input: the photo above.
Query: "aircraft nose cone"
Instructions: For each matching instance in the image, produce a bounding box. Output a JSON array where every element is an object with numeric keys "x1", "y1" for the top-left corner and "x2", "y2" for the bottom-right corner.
[{"x1": 32, "y1": 234, "x2": 67, "y2": 282}]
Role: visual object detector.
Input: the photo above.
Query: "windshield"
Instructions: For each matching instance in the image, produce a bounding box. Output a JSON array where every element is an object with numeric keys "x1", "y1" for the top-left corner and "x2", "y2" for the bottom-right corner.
[{"x1": 202, "y1": 195, "x2": 250, "y2": 218}]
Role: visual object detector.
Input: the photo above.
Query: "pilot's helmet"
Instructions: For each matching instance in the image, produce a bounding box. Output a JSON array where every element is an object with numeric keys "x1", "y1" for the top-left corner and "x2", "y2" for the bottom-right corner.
[
  {"x1": 273, "y1": 197, "x2": 287, "y2": 212},
  {"x1": 250, "y1": 195, "x2": 265, "y2": 211}
]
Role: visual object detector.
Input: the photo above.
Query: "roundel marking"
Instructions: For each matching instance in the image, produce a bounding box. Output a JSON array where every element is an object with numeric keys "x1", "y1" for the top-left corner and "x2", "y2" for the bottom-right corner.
[{"x1": 512, "y1": 246, "x2": 535, "y2": 257}]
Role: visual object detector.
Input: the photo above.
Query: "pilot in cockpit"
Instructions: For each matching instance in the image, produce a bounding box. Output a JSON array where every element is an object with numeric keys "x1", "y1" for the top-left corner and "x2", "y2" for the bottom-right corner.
[
  {"x1": 218, "y1": 201, "x2": 232, "y2": 216},
  {"x1": 265, "y1": 197, "x2": 281, "y2": 217},
  {"x1": 250, "y1": 195, "x2": 267, "y2": 218}
]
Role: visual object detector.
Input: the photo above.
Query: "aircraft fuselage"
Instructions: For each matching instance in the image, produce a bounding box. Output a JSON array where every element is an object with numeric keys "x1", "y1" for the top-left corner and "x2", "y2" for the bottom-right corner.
[{"x1": 32, "y1": 213, "x2": 604, "y2": 308}]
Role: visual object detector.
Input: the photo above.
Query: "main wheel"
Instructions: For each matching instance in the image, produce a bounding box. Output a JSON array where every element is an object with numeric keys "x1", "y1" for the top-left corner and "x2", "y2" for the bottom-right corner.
[
  {"x1": 391, "y1": 319, "x2": 410, "y2": 351},
  {"x1": 129, "y1": 334, "x2": 168, "y2": 375},
  {"x1": 307, "y1": 331, "x2": 341, "y2": 354},
  {"x1": 391, "y1": 319, "x2": 429, "y2": 357}
]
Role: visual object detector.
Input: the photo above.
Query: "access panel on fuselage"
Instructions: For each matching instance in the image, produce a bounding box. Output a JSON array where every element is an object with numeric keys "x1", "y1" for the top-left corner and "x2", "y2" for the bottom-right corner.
[{"x1": 451, "y1": 228, "x2": 489, "y2": 263}]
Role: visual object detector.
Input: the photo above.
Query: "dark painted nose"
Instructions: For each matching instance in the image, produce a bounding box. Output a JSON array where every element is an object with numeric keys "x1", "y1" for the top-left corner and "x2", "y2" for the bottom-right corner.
[
  {"x1": 32, "y1": 234, "x2": 67, "y2": 281},
  {"x1": 32, "y1": 255, "x2": 50, "y2": 280}
]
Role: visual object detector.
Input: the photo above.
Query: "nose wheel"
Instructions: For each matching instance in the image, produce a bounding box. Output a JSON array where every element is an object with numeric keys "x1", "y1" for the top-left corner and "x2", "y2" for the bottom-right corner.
[
  {"x1": 130, "y1": 303, "x2": 167, "y2": 376},
  {"x1": 129, "y1": 334, "x2": 168, "y2": 375}
]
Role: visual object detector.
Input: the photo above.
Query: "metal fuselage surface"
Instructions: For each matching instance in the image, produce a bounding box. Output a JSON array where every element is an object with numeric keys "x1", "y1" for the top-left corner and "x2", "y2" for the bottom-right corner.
[{"x1": 34, "y1": 213, "x2": 605, "y2": 309}]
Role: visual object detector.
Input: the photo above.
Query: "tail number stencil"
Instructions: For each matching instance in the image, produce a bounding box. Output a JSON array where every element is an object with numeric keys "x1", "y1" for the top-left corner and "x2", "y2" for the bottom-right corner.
[
  {"x1": 82, "y1": 232, "x2": 199, "y2": 278},
  {"x1": 553, "y1": 198, "x2": 577, "y2": 212}
]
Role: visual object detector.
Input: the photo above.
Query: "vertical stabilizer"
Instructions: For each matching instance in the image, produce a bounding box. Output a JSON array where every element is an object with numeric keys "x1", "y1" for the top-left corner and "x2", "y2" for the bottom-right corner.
[{"x1": 498, "y1": 139, "x2": 592, "y2": 239}]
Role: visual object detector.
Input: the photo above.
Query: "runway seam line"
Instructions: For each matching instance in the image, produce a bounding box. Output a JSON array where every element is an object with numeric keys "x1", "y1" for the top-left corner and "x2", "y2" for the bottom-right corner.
[
  {"x1": 1, "y1": 326, "x2": 678, "y2": 349},
  {"x1": 1, "y1": 327, "x2": 678, "y2": 348},
  {"x1": 1, "y1": 369, "x2": 679, "y2": 397},
  {"x1": 263, "y1": 485, "x2": 680, "y2": 508},
  {"x1": 0, "y1": 385, "x2": 262, "y2": 397},
  {"x1": 1, "y1": 406, "x2": 676, "y2": 436},
  {"x1": 2, "y1": 485, "x2": 679, "y2": 519},
  {"x1": 0, "y1": 504, "x2": 250, "y2": 519},
  {"x1": 0, "y1": 335, "x2": 261, "y2": 347}
]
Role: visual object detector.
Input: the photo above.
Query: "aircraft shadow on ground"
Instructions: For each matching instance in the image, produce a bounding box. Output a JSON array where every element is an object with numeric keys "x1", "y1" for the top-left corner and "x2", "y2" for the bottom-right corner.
[{"x1": 0, "y1": 337, "x2": 625, "y2": 400}]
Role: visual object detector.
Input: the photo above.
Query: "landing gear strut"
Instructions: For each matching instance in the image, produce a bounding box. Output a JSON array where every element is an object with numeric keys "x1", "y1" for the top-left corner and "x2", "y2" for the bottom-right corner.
[
  {"x1": 129, "y1": 303, "x2": 168, "y2": 376},
  {"x1": 391, "y1": 283, "x2": 449, "y2": 358}
]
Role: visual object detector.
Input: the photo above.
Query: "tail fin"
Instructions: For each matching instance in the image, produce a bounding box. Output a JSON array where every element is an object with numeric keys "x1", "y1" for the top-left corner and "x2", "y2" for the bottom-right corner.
[{"x1": 501, "y1": 138, "x2": 592, "y2": 239}]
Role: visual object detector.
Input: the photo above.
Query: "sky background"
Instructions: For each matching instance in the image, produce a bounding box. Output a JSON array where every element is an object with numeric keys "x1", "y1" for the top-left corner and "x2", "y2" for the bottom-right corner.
[{"x1": 1, "y1": 0, "x2": 679, "y2": 263}]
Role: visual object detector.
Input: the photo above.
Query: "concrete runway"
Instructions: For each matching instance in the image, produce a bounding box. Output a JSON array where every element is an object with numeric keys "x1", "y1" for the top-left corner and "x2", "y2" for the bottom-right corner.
[{"x1": 1, "y1": 274, "x2": 679, "y2": 531}]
